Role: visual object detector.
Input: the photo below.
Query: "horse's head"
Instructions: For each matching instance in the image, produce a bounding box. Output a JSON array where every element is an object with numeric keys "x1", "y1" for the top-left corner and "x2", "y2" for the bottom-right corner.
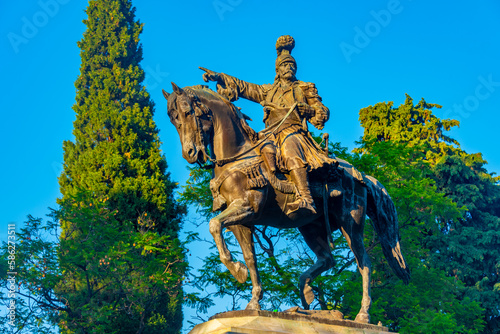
[{"x1": 163, "y1": 82, "x2": 212, "y2": 164}]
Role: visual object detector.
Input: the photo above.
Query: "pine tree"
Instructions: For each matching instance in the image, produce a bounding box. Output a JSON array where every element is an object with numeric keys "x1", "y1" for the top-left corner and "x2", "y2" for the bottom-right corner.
[{"x1": 56, "y1": 1, "x2": 186, "y2": 332}]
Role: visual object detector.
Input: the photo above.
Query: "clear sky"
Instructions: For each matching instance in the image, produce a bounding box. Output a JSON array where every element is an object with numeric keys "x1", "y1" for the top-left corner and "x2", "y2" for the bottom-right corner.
[{"x1": 1, "y1": 0, "x2": 499, "y2": 331}]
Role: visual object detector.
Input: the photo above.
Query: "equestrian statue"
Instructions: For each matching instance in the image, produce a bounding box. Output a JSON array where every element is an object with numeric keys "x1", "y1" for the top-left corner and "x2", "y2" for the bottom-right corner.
[{"x1": 162, "y1": 35, "x2": 410, "y2": 324}]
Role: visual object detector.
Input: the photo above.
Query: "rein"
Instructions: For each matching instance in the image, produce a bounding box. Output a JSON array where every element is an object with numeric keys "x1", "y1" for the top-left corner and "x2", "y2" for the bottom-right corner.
[{"x1": 198, "y1": 102, "x2": 298, "y2": 169}]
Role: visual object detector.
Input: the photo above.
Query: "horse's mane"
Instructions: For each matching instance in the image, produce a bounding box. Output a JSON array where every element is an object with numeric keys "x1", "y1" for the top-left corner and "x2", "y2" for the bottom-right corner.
[
  {"x1": 167, "y1": 85, "x2": 216, "y2": 112},
  {"x1": 184, "y1": 84, "x2": 221, "y2": 101},
  {"x1": 184, "y1": 85, "x2": 259, "y2": 142}
]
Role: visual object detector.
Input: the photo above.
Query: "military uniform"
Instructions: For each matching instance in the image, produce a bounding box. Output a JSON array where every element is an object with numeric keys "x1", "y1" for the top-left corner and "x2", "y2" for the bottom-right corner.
[
  {"x1": 216, "y1": 73, "x2": 333, "y2": 173},
  {"x1": 203, "y1": 35, "x2": 331, "y2": 215}
]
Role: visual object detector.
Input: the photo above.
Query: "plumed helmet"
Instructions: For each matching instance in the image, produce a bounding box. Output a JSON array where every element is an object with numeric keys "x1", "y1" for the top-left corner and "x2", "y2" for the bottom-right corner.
[{"x1": 275, "y1": 35, "x2": 296, "y2": 70}]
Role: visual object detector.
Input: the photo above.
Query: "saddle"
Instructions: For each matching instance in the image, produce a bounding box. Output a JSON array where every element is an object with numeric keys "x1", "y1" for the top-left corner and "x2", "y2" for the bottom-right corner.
[{"x1": 209, "y1": 153, "x2": 365, "y2": 213}]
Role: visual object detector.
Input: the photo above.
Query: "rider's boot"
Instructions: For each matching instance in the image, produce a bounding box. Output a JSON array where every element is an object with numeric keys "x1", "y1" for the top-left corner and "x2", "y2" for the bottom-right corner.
[
  {"x1": 261, "y1": 142, "x2": 277, "y2": 173},
  {"x1": 287, "y1": 167, "x2": 317, "y2": 215},
  {"x1": 263, "y1": 151, "x2": 277, "y2": 173}
]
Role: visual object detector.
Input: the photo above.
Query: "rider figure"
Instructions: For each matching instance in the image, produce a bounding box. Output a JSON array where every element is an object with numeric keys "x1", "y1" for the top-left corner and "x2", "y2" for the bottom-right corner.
[{"x1": 202, "y1": 35, "x2": 334, "y2": 216}]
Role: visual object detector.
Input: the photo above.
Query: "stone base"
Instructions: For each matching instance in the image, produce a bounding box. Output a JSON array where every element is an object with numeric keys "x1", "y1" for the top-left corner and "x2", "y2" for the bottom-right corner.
[{"x1": 189, "y1": 310, "x2": 393, "y2": 334}]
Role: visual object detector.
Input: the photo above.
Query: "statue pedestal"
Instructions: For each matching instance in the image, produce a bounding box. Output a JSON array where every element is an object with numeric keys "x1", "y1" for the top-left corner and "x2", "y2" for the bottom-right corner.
[{"x1": 189, "y1": 310, "x2": 393, "y2": 334}]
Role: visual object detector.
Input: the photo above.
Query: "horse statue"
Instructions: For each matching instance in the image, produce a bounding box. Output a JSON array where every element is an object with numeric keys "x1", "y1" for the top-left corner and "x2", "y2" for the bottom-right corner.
[{"x1": 163, "y1": 83, "x2": 410, "y2": 323}]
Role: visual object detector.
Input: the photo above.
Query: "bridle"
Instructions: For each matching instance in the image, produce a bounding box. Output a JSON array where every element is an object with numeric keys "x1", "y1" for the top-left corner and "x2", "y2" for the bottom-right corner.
[
  {"x1": 178, "y1": 88, "x2": 297, "y2": 170},
  {"x1": 179, "y1": 89, "x2": 214, "y2": 169}
]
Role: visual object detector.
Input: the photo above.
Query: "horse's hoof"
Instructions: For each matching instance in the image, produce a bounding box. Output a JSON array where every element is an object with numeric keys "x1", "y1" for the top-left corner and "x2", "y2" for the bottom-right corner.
[
  {"x1": 303, "y1": 283, "x2": 315, "y2": 305},
  {"x1": 233, "y1": 261, "x2": 248, "y2": 284},
  {"x1": 245, "y1": 300, "x2": 261, "y2": 310},
  {"x1": 299, "y1": 279, "x2": 315, "y2": 308},
  {"x1": 354, "y1": 313, "x2": 370, "y2": 324}
]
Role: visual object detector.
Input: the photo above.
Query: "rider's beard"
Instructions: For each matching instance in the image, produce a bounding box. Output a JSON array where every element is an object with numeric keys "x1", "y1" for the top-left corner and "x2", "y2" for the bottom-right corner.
[{"x1": 281, "y1": 71, "x2": 296, "y2": 82}]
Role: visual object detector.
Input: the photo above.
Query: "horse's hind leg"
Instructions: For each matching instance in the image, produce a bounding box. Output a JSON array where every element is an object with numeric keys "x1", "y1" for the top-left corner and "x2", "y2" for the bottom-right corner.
[
  {"x1": 227, "y1": 225, "x2": 263, "y2": 310},
  {"x1": 209, "y1": 198, "x2": 254, "y2": 283},
  {"x1": 341, "y1": 205, "x2": 372, "y2": 324},
  {"x1": 298, "y1": 221, "x2": 335, "y2": 310}
]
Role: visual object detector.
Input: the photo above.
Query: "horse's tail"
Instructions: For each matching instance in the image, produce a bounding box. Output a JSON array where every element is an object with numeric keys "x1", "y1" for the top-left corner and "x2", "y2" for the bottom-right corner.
[{"x1": 364, "y1": 175, "x2": 411, "y2": 284}]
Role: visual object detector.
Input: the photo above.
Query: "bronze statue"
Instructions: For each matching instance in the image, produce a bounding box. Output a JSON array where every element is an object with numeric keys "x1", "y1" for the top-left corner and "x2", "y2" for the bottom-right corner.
[
  {"x1": 163, "y1": 35, "x2": 410, "y2": 324},
  {"x1": 201, "y1": 35, "x2": 333, "y2": 216}
]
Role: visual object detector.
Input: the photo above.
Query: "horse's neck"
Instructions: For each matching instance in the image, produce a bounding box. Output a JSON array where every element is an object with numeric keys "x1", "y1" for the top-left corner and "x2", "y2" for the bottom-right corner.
[{"x1": 205, "y1": 98, "x2": 253, "y2": 160}]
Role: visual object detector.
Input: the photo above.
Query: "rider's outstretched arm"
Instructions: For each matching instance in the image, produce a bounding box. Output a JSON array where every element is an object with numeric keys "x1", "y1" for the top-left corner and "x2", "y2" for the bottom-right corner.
[{"x1": 201, "y1": 67, "x2": 267, "y2": 103}]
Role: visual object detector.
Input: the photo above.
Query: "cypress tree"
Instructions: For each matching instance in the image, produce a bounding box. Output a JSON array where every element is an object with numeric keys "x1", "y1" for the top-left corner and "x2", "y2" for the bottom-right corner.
[{"x1": 56, "y1": 1, "x2": 186, "y2": 332}]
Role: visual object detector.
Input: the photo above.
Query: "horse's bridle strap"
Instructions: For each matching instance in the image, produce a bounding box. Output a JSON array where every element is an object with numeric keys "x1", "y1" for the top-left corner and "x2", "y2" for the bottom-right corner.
[{"x1": 201, "y1": 103, "x2": 298, "y2": 169}]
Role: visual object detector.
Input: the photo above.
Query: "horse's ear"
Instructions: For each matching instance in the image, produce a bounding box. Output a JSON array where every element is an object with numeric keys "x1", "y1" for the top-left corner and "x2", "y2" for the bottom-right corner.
[
  {"x1": 171, "y1": 82, "x2": 183, "y2": 95},
  {"x1": 162, "y1": 89, "x2": 170, "y2": 100}
]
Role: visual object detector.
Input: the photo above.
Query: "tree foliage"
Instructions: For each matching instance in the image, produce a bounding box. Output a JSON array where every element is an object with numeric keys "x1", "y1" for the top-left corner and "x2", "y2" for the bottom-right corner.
[
  {"x1": 356, "y1": 94, "x2": 498, "y2": 333},
  {"x1": 1, "y1": 195, "x2": 185, "y2": 333},
  {"x1": 0, "y1": 1, "x2": 186, "y2": 333}
]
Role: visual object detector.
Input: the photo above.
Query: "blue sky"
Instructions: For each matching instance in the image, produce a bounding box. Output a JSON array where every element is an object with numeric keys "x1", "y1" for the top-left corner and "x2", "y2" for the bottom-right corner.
[{"x1": 1, "y1": 0, "x2": 500, "y2": 330}]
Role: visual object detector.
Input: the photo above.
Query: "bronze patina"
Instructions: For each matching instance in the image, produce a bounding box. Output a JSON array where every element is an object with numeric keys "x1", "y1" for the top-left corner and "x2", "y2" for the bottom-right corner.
[
  {"x1": 163, "y1": 35, "x2": 410, "y2": 324},
  {"x1": 201, "y1": 35, "x2": 333, "y2": 216}
]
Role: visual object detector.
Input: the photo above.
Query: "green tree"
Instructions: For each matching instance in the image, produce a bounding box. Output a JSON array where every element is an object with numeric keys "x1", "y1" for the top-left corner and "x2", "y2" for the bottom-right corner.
[
  {"x1": 357, "y1": 94, "x2": 497, "y2": 332},
  {"x1": 347, "y1": 139, "x2": 484, "y2": 333},
  {"x1": 1, "y1": 197, "x2": 185, "y2": 334},
  {"x1": 57, "y1": 0, "x2": 186, "y2": 332},
  {"x1": 430, "y1": 155, "x2": 500, "y2": 333},
  {"x1": 0, "y1": 1, "x2": 186, "y2": 333},
  {"x1": 357, "y1": 94, "x2": 461, "y2": 163}
]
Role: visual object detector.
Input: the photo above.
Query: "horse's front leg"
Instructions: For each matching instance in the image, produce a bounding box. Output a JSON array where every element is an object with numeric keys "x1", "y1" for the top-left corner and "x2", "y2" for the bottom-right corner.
[
  {"x1": 227, "y1": 225, "x2": 263, "y2": 310},
  {"x1": 209, "y1": 198, "x2": 255, "y2": 284}
]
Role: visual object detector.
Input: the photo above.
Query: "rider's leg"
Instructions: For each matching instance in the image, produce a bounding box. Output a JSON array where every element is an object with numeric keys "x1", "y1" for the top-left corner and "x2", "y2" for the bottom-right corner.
[
  {"x1": 261, "y1": 142, "x2": 277, "y2": 173},
  {"x1": 279, "y1": 133, "x2": 317, "y2": 215},
  {"x1": 288, "y1": 166, "x2": 317, "y2": 215}
]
